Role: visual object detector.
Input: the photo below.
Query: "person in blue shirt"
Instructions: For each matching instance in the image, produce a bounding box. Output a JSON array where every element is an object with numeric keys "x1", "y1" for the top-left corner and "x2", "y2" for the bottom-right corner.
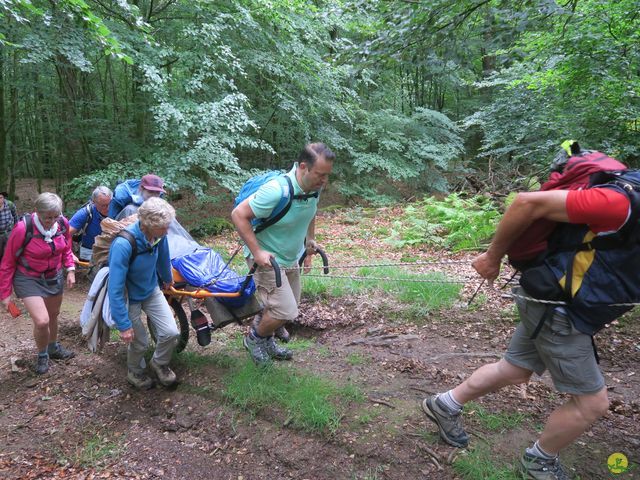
[
  {"x1": 69, "y1": 186, "x2": 112, "y2": 262},
  {"x1": 108, "y1": 197, "x2": 178, "y2": 390},
  {"x1": 109, "y1": 174, "x2": 165, "y2": 220}
]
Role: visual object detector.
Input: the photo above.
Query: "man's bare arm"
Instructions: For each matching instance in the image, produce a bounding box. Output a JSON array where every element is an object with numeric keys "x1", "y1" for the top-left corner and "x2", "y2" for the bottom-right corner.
[
  {"x1": 231, "y1": 200, "x2": 273, "y2": 267},
  {"x1": 473, "y1": 190, "x2": 569, "y2": 283}
]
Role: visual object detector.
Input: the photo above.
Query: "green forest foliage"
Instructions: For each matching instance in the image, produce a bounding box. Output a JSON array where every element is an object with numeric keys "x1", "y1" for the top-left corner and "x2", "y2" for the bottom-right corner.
[
  {"x1": 391, "y1": 194, "x2": 501, "y2": 251},
  {"x1": 0, "y1": 0, "x2": 638, "y2": 203}
]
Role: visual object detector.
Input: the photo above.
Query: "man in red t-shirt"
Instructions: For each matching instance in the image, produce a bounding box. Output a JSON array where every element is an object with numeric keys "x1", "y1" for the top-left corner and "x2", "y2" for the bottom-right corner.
[{"x1": 421, "y1": 188, "x2": 629, "y2": 480}]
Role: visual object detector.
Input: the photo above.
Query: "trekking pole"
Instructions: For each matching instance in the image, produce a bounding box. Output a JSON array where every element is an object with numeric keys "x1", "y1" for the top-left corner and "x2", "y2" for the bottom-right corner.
[
  {"x1": 467, "y1": 279, "x2": 485, "y2": 307},
  {"x1": 500, "y1": 270, "x2": 519, "y2": 290}
]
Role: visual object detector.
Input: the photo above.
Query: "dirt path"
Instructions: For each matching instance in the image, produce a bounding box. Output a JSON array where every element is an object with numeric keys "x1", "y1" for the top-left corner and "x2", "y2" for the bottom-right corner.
[
  {"x1": 1, "y1": 183, "x2": 638, "y2": 479},
  {"x1": 0, "y1": 272, "x2": 638, "y2": 480}
]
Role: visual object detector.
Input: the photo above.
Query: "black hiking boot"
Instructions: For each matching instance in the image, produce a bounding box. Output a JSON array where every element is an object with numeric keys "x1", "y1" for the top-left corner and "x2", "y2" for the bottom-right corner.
[
  {"x1": 35, "y1": 354, "x2": 49, "y2": 375},
  {"x1": 48, "y1": 343, "x2": 75, "y2": 360}
]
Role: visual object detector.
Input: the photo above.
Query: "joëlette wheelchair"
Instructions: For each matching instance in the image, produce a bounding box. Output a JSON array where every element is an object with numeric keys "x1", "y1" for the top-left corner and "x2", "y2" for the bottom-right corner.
[
  {"x1": 79, "y1": 217, "x2": 328, "y2": 352},
  {"x1": 156, "y1": 220, "x2": 328, "y2": 352}
]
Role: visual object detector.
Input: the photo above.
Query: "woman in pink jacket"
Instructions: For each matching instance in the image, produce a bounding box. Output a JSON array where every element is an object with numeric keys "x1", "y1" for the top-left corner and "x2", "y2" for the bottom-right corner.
[{"x1": 0, "y1": 192, "x2": 76, "y2": 374}]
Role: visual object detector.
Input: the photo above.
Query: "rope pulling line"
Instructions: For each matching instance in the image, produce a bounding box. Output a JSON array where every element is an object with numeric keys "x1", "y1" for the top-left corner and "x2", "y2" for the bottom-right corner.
[
  {"x1": 201, "y1": 258, "x2": 640, "y2": 307},
  {"x1": 299, "y1": 273, "x2": 467, "y2": 284}
]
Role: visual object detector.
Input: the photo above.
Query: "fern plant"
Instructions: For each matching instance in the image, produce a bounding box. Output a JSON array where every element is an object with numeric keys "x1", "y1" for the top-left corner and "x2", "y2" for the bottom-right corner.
[{"x1": 390, "y1": 194, "x2": 500, "y2": 251}]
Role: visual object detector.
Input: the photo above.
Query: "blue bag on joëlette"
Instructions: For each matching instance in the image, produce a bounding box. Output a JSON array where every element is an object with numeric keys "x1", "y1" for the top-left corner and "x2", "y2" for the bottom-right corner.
[{"x1": 171, "y1": 249, "x2": 255, "y2": 308}]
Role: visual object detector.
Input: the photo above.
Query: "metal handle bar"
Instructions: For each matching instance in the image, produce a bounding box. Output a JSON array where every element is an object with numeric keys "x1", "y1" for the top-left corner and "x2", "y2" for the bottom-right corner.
[
  {"x1": 164, "y1": 285, "x2": 242, "y2": 299},
  {"x1": 241, "y1": 257, "x2": 282, "y2": 291},
  {"x1": 298, "y1": 246, "x2": 329, "y2": 274}
]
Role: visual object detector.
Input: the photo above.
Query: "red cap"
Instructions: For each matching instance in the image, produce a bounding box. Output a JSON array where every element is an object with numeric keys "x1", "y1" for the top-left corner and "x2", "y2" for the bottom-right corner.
[{"x1": 140, "y1": 174, "x2": 166, "y2": 193}]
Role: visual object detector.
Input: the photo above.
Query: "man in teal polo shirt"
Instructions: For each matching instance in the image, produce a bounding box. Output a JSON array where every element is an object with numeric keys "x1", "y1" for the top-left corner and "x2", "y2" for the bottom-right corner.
[{"x1": 232, "y1": 143, "x2": 335, "y2": 365}]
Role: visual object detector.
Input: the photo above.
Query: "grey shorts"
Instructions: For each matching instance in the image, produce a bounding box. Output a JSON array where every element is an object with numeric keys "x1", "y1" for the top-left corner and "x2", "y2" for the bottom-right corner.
[
  {"x1": 505, "y1": 288, "x2": 605, "y2": 395},
  {"x1": 248, "y1": 259, "x2": 301, "y2": 321},
  {"x1": 13, "y1": 270, "x2": 64, "y2": 298}
]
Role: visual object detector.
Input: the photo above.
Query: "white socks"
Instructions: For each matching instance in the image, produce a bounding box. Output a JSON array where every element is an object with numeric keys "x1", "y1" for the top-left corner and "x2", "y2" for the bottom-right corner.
[{"x1": 437, "y1": 390, "x2": 463, "y2": 414}]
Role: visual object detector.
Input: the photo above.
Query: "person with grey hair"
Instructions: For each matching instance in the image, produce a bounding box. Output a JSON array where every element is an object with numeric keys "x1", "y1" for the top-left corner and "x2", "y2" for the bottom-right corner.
[
  {"x1": 108, "y1": 196, "x2": 179, "y2": 389},
  {"x1": 69, "y1": 186, "x2": 113, "y2": 263},
  {"x1": 0, "y1": 192, "x2": 76, "y2": 374}
]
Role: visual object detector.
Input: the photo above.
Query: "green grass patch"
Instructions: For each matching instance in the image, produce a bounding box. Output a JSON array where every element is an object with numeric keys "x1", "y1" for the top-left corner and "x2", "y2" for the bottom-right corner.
[
  {"x1": 222, "y1": 360, "x2": 364, "y2": 433},
  {"x1": 466, "y1": 402, "x2": 527, "y2": 432},
  {"x1": 286, "y1": 338, "x2": 316, "y2": 352},
  {"x1": 467, "y1": 293, "x2": 488, "y2": 310},
  {"x1": 612, "y1": 310, "x2": 640, "y2": 329},
  {"x1": 228, "y1": 330, "x2": 245, "y2": 350},
  {"x1": 346, "y1": 352, "x2": 370, "y2": 365},
  {"x1": 354, "y1": 465, "x2": 386, "y2": 479},
  {"x1": 174, "y1": 350, "x2": 239, "y2": 370},
  {"x1": 373, "y1": 226, "x2": 390, "y2": 236},
  {"x1": 316, "y1": 346, "x2": 332, "y2": 357},
  {"x1": 353, "y1": 408, "x2": 383, "y2": 426},
  {"x1": 302, "y1": 266, "x2": 461, "y2": 310},
  {"x1": 453, "y1": 444, "x2": 523, "y2": 480},
  {"x1": 302, "y1": 274, "x2": 354, "y2": 299},
  {"x1": 62, "y1": 432, "x2": 125, "y2": 468}
]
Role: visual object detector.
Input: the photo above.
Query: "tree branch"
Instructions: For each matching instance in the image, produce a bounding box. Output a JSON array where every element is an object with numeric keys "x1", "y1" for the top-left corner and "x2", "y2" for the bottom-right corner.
[{"x1": 92, "y1": 0, "x2": 139, "y2": 30}]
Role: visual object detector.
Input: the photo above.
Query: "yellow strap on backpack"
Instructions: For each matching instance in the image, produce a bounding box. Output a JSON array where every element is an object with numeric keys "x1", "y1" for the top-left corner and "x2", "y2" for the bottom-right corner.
[{"x1": 558, "y1": 231, "x2": 596, "y2": 297}]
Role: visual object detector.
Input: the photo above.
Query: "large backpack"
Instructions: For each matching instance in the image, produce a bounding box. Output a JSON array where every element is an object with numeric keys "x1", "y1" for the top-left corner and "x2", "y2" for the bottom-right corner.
[
  {"x1": 91, "y1": 215, "x2": 157, "y2": 267},
  {"x1": 234, "y1": 171, "x2": 318, "y2": 234},
  {"x1": 507, "y1": 151, "x2": 626, "y2": 268},
  {"x1": 15, "y1": 214, "x2": 67, "y2": 266},
  {"x1": 518, "y1": 169, "x2": 640, "y2": 337}
]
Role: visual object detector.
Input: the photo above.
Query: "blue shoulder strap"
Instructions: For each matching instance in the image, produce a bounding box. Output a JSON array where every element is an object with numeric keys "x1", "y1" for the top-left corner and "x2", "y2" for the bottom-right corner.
[
  {"x1": 252, "y1": 174, "x2": 320, "y2": 234},
  {"x1": 116, "y1": 229, "x2": 158, "y2": 264},
  {"x1": 254, "y1": 176, "x2": 295, "y2": 234}
]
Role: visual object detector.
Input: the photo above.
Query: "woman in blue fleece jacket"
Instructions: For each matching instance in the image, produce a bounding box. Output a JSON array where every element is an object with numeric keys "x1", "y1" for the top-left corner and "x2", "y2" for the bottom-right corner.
[{"x1": 108, "y1": 197, "x2": 178, "y2": 390}]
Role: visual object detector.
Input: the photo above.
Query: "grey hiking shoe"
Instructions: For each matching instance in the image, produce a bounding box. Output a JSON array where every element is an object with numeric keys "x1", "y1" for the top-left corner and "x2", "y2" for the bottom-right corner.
[
  {"x1": 421, "y1": 395, "x2": 469, "y2": 448},
  {"x1": 520, "y1": 452, "x2": 572, "y2": 480},
  {"x1": 48, "y1": 343, "x2": 75, "y2": 360},
  {"x1": 275, "y1": 325, "x2": 290, "y2": 343},
  {"x1": 265, "y1": 336, "x2": 293, "y2": 360},
  {"x1": 150, "y1": 359, "x2": 177, "y2": 386},
  {"x1": 127, "y1": 370, "x2": 155, "y2": 390},
  {"x1": 36, "y1": 355, "x2": 49, "y2": 375},
  {"x1": 243, "y1": 333, "x2": 271, "y2": 366},
  {"x1": 253, "y1": 314, "x2": 291, "y2": 343}
]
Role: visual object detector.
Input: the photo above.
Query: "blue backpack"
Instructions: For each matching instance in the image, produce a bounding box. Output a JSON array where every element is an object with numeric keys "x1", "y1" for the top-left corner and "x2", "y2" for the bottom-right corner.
[{"x1": 234, "y1": 171, "x2": 318, "y2": 234}]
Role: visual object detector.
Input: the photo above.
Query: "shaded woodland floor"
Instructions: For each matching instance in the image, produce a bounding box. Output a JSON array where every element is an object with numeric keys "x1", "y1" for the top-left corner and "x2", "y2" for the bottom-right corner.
[{"x1": 0, "y1": 184, "x2": 638, "y2": 479}]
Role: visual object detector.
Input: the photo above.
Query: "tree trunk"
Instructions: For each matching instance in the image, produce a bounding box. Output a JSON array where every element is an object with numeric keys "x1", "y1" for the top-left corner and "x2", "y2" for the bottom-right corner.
[
  {"x1": 0, "y1": 47, "x2": 6, "y2": 192},
  {"x1": 55, "y1": 55, "x2": 83, "y2": 186},
  {"x1": 9, "y1": 52, "x2": 17, "y2": 197},
  {"x1": 132, "y1": 67, "x2": 146, "y2": 143}
]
